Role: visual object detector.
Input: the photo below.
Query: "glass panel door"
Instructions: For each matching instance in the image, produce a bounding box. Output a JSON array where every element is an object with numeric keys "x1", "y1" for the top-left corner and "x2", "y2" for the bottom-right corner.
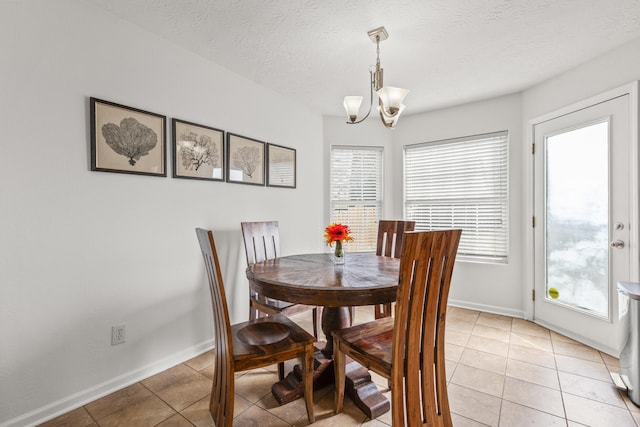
[
  {"x1": 545, "y1": 121, "x2": 609, "y2": 317},
  {"x1": 533, "y1": 94, "x2": 630, "y2": 355}
]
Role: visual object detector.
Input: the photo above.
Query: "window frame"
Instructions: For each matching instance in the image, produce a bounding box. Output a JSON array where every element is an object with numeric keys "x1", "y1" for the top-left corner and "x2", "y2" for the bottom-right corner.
[
  {"x1": 329, "y1": 145, "x2": 384, "y2": 253},
  {"x1": 403, "y1": 131, "x2": 509, "y2": 264}
]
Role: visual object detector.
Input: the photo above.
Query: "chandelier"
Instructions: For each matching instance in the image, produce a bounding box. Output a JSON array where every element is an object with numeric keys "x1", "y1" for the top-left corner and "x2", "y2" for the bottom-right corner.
[{"x1": 343, "y1": 26, "x2": 409, "y2": 128}]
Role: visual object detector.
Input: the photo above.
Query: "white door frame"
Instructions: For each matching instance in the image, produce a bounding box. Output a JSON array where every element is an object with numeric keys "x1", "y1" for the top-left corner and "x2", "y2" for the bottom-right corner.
[{"x1": 523, "y1": 82, "x2": 640, "y2": 336}]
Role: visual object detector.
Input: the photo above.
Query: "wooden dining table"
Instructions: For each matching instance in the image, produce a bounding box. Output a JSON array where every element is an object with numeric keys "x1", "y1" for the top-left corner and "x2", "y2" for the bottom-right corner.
[{"x1": 246, "y1": 252, "x2": 400, "y2": 419}]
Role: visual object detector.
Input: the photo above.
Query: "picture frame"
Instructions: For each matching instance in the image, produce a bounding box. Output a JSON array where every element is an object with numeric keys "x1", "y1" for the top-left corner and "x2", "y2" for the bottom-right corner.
[
  {"x1": 266, "y1": 143, "x2": 296, "y2": 188},
  {"x1": 226, "y1": 133, "x2": 265, "y2": 186},
  {"x1": 172, "y1": 119, "x2": 225, "y2": 181},
  {"x1": 90, "y1": 97, "x2": 166, "y2": 176}
]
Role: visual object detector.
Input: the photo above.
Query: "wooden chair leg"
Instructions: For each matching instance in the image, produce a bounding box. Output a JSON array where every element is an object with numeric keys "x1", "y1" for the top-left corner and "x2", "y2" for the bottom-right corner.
[
  {"x1": 249, "y1": 301, "x2": 256, "y2": 321},
  {"x1": 312, "y1": 307, "x2": 320, "y2": 338},
  {"x1": 333, "y1": 337, "x2": 346, "y2": 414},
  {"x1": 374, "y1": 304, "x2": 382, "y2": 319},
  {"x1": 390, "y1": 376, "x2": 404, "y2": 427},
  {"x1": 374, "y1": 303, "x2": 392, "y2": 319},
  {"x1": 303, "y1": 345, "x2": 315, "y2": 423},
  {"x1": 278, "y1": 362, "x2": 285, "y2": 380}
]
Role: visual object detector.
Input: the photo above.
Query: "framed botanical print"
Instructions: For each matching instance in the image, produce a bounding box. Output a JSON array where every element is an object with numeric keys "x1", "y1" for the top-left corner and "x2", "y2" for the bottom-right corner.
[
  {"x1": 267, "y1": 143, "x2": 296, "y2": 188},
  {"x1": 90, "y1": 97, "x2": 166, "y2": 176},
  {"x1": 226, "y1": 133, "x2": 265, "y2": 186},
  {"x1": 172, "y1": 119, "x2": 225, "y2": 181}
]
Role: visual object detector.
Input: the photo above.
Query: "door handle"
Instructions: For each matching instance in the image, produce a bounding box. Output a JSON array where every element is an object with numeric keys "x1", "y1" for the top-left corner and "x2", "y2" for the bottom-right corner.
[{"x1": 610, "y1": 240, "x2": 625, "y2": 249}]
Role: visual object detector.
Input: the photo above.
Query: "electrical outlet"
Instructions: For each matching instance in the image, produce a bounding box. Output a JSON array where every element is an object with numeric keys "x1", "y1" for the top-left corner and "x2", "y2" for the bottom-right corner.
[{"x1": 111, "y1": 325, "x2": 126, "y2": 345}]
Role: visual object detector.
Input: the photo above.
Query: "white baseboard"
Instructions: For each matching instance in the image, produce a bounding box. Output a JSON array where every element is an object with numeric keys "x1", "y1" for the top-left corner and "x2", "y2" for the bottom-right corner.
[
  {"x1": 448, "y1": 298, "x2": 526, "y2": 319},
  {"x1": 1, "y1": 340, "x2": 214, "y2": 427},
  {"x1": 531, "y1": 318, "x2": 618, "y2": 357}
]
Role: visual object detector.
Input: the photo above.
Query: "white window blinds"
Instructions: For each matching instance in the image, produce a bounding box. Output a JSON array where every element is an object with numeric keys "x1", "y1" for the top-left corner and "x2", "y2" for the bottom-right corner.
[
  {"x1": 330, "y1": 146, "x2": 383, "y2": 252},
  {"x1": 404, "y1": 131, "x2": 509, "y2": 263}
]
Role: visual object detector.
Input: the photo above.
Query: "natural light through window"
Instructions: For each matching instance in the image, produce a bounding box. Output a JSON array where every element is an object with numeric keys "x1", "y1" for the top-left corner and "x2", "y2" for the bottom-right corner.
[
  {"x1": 404, "y1": 131, "x2": 508, "y2": 262},
  {"x1": 545, "y1": 121, "x2": 609, "y2": 317},
  {"x1": 330, "y1": 146, "x2": 383, "y2": 252}
]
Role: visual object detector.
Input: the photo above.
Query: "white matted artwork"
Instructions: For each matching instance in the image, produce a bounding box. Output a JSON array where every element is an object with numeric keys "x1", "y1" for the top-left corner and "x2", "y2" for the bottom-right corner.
[
  {"x1": 172, "y1": 119, "x2": 225, "y2": 181},
  {"x1": 226, "y1": 133, "x2": 265, "y2": 186},
  {"x1": 267, "y1": 143, "x2": 296, "y2": 188},
  {"x1": 90, "y1": 97, "x2": 166, "y2": 177}
]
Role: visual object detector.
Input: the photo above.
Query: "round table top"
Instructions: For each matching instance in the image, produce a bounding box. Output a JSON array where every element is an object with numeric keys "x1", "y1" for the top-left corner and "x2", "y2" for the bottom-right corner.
[{"x1": 246, "y1": 252, "x2": 400, "y2": 307}]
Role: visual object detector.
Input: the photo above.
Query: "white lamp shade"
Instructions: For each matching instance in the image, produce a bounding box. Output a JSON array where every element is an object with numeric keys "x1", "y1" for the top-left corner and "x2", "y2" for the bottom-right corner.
[
  {"x1": 376, "y1": 86, "x2": 409, "y2": 111},
  {"x1": 379, "y1": 103, "x2": 406, "y2": 127},
  {"x1": 343, "y1": 96, "x2": 364, "y2": 121}
]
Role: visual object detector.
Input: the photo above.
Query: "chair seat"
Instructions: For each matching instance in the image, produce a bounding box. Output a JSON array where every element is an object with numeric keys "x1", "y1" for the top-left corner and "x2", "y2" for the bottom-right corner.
[
  {"x1": 332, "y1": 316, "x2": 394, "y2": 374},
  {"x1": 232, "y1": 314, "x2": 316, "y2": 371}
]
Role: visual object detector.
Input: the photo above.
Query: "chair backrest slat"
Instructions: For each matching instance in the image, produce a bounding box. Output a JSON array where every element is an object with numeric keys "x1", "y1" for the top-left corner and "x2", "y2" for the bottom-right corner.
[
  {"x1": 391, "y1": 229, "x2": 461, "y2": 427},
  {"x1": 196, "y1": 228, "x2": 235, "y2": 427},
  {"x1": 241, "y1": 221, "x2": 281, "y2": 265},
  {"x1": 376, "y1": 220, "x2": 415, "y2": 258}
]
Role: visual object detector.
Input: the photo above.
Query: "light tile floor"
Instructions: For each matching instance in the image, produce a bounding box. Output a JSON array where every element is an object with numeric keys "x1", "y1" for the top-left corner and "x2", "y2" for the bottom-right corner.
[{"x1": 39, "y1": 307, "x2": 640, "y2": 427}]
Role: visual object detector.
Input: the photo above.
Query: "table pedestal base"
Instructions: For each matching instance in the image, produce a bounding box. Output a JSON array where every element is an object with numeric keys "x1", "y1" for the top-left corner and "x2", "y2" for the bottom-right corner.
[{"x1": 271, "y1": 343, "x2": 390, "y2": 419}]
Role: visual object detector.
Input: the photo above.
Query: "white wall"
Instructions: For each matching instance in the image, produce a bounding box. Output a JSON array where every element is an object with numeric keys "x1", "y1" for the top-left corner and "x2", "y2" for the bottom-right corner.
[
  {"x1": 0, "y1": 1, "x2": 324, "y2": 425},
  {"x1": 523, "y1": 37, "x2": 640, "y2": 121}
]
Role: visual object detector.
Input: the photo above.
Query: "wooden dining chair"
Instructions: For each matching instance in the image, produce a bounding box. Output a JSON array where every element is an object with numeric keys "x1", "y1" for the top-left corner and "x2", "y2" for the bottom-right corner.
[
  {"x1": 241, "y1": 221, "x2": 320, "y2": 333},
  {"x1": 374, "y1": 220, "x2": 415, "y2": 319},
  {"x1": 196, "y1": 228, "x2": 315, "y2": 426},
  {"x1": 241, "y1": 221, "x2": 320, "y2": 380},
  {"x1": 333, "y1": 229, "x2": 462, "y2": 427}
]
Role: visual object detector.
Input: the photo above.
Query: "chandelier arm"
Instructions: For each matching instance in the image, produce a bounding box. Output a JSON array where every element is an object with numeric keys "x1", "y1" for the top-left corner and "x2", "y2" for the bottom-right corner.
[
  {"x1": 378, "y1": 100, "x2": 400, "y2": 119},
  {"x1": 378, "y1": 107, "x2": 396, "y2": 128},
  {"x1": 345, "y1": 70, "x2": 375, "y2": 124},
  {"x1": 379, "y1": 114, "x2": 395, "y2": 128}
]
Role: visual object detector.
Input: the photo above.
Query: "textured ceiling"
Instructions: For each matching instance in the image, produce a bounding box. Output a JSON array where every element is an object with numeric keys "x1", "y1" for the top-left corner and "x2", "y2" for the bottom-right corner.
[{"x1": 89, "y1": 0, "x2": 640, "y2": 118}]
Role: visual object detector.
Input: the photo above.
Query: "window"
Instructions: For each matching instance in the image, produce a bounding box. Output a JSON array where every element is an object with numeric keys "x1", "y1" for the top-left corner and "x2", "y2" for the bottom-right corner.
[
  {"x1": 404, "y1": 131, "x2": 508, "y2": 262},
  {"x1": 330, "y1": 146, "x2": 383, "y2": 252}
]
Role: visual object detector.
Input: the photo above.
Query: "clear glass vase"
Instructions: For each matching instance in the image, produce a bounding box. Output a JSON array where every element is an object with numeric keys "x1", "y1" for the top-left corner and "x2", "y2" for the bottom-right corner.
[{"x1": 333, "y1": 240, "x2": 345, "y2": 265}]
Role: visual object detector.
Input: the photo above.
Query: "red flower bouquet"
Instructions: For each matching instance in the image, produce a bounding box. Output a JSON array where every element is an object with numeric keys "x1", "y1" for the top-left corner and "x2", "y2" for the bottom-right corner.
[{"x1": 324, "y1": 223, "x2": 353, "y2": 264}]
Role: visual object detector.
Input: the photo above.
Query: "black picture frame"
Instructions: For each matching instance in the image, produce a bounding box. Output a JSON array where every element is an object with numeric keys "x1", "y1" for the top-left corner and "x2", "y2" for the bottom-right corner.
[
  {"x1": 266, "y1": 143, "x2": 296, "y2": 188},
  {"x1": 226, "y1": 133, "x2": 265, "y2": 186},
  {"x1": 90, "y1": 97, "x2": 166, "y2": 177},
  {"x1": 172, "y1": 119, "x2": 225, "y2": 181}
]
